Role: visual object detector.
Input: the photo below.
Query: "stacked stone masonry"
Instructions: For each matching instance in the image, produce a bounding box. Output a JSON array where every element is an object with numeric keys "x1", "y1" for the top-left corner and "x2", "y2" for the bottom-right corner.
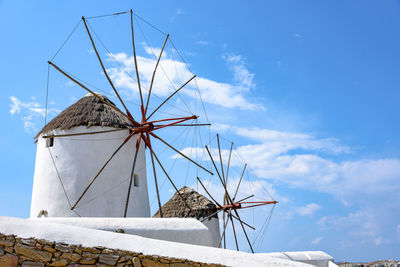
[{"x1": 0, "y1": 233, "x2": 226, "y2": 267}]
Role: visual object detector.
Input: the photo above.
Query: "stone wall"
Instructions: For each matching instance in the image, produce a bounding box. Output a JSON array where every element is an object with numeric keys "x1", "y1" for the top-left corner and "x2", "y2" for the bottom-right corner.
[
  {"x1": 0, "y1": 233, "x2": 225, "y2": 267},
  {"x1": 338, "y1": 260, "x2": 400, "y2": 267}
]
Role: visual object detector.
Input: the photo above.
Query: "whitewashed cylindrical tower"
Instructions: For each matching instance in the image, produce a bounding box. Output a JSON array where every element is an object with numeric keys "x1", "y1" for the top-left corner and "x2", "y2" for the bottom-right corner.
[{"x1": 30, "y1": 93, "x2": 150, "y2": 218}]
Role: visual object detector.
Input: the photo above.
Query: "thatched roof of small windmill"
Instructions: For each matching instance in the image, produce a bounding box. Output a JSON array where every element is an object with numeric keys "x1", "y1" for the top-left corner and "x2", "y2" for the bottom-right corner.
[
  {"x1": 35, "y1": 93, "x2": 133, "y2": 139},
  {"x1": 153, "y1": 186, "x2": 218, "y2": 220}
]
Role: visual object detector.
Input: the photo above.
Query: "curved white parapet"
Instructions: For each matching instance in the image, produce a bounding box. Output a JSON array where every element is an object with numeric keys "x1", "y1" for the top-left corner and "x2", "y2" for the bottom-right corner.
[
  {"x1": 201, "y1": 216, "x2": 220, "y2": 247},
  {"x1": 258, "y1": 251, "x2": 337, "y2": 267},
  {"x1": 30, "y1": 217, "x2": 216, "y2": 247},
  {"x1": 31, "y1": 126, "x2": 150, "y2": 218},
  {"x1": 1, "y1": 217, "x2": 312, "y2": 267}
]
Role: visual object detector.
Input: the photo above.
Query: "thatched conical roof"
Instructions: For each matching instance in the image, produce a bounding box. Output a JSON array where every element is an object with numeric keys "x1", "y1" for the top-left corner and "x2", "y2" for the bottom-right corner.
[
  {"x1": 35, "y1": 93, "x2": 133, "y2": 138},
  {"x1": 153, "y1": 186, "x2": 218, "y2": 220}
]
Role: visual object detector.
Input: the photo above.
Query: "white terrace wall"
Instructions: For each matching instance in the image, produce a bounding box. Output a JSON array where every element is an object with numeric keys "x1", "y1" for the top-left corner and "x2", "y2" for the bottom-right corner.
[
  {"x1": 31, "y1": 126, "x2": 150, "y2": 218},
  {"x1": 30, "y1": 217, "x2": 217, "y2": 247}
]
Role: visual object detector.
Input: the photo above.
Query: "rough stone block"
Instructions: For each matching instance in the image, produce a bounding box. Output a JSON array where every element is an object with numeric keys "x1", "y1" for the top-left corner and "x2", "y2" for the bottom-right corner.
[
  {"x1": 78, "y1": 257, "x2": 97, "y2": 264},
  {"x1": 0, "y1": 254, "x2": 19, "y2": 267},
  {"x1": 14, "y1": 244, "x2": 52, "y2": 262},
  {"x1": 0, "y1": 247, "x2": 4, "y2": 256},
  {"x1": 37, "y1": 239, "x2": 54, "y2": 246},
  {"x1": 99, "y1": 253, "x2": 119, "y2": 265},
  {"x1": 101, "y1": 248, "x2": 116, "y2": 254},
  {"x1": 118, "y1": 255, "x2": 132, "y2": 263},
  {"x1": 67, "y1": 264, "x2": 96, "y2": 267},
  {"x1": 21, "y1": 238, "x2": 36, "y2": 246},
  {"x1": 81, "y1": 247, "x2": 101, "y2": 254},
  {"x1": 21, "y1": 261, "x2": 45, "y2": 267},
  {"x1": 82, "y1": 252, "x2": 99, "y2": 259},
  {"x1": 4, "y1": 247, "x2": 14, "y2": 253},
  {"x1": 55, "y1": 244, "x2": 71, "y2": 253},
  {"x1": 0, "y1": 239, "x2": 14, "y2": 247},
  {"x1": 43, "y1": 245, "x2": 57, "y2": 253},
  {"x1": 141, "y1": 258, "x2": 164, "y2": 267},
  {"x1": 132, "y1": 256, "x2": 142, "y2": 267},
  {"x1": 62, "y1": 252, "x2": 82, "y2": 262},
  {"x1": 73, "y1": 247, "x2": 82, "y2": 255},
  {"x1": 169, "y1": 263, "x2": 195, "y2": 267},
  {"x1": 48, "y1": 258, "x2": 69, "y2": 266}
]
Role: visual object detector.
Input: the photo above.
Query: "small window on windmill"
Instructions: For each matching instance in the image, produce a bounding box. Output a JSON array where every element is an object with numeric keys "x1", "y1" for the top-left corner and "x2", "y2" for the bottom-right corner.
[
  {"x1": 46, "y1": 137, "x2": 54, "y2": 148},
  {"x1": 134, "y1": 174, "x2": 139, "y2": 187}
]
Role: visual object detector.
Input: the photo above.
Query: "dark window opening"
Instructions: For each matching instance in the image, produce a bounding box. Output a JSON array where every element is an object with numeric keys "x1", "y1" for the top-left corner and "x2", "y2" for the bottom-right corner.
[
  {"x1": 46, "y1": 137, "x2": 54, "y2": 148},
  {"x1": 134, "y1": 174, "x2": 139, "y2": 187}
]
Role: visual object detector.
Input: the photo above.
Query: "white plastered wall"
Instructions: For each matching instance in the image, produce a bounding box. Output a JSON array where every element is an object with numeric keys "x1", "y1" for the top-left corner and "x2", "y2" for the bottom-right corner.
[
  {"x1": 30, "y1": 126, "x2": 150, "y2": 218},
  {"x1": 201, "y1": 217, "x2": 221, "y2": 247},
  {"x1": 30, "y1": 217, "x2": 216, "y2": 247}
]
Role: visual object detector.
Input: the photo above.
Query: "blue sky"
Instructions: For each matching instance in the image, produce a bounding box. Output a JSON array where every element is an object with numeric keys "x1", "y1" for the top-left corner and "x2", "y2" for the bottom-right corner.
[{"x1": 1, "y1": 0, "x2": 400, "y2": 262}]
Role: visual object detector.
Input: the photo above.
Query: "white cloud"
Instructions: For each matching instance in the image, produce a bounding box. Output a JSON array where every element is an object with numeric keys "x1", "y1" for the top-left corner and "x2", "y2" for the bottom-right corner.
[
  {"x1": 317, "y1": 208, "x2": 388, "y2": 246},
  {"x1": 311, "y1": 237, "x2": 323, "y2": 245},
  {"x1": 197, "y1": 40, "x2": 211, "y2": 46},
  {"x1": 220, "y1": 124, "x2": 352, "y2": 155},
  {"x1": 9, "y1": 96, "x2": 60, "y2": 133},
  {"x1": 202, "y1": 124, "x2": 400, "y2": 202},
  {"x1": 178, "y1": 123, "x2": 360, "y2": 198},
  {"x1": 373, "y1": 236, "x2": 383, "y2": 245},
  {"x1": 297, "y1": 203, "x2": 321, "y2": 216},
  {"x1": 176, "y1": 8, "x2": 185, "y2": 15},
  {"x1": 222, "y1": 54, "x2": 255, "y2": 89},
  {"x1": 106, "y1": 48, "x2": 263, "y2": 111},
  {"x1": 293, "y1": 33, "x2": 302, "y2": 39}
]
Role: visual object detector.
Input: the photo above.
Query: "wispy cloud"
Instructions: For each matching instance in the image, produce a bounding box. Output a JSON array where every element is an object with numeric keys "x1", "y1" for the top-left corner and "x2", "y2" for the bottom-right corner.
[
  {"x1": 222, "y1": 54, "x2": 255, "y2": 90},
  {"x1": 197, "y1": 40, "x2": 211, "y2": 46},
  {"x1": 297, "y1": 203, "x2": 322, "y2": 216},
  {"x1": 317, "y1": 208, "x2": 388, "y2": 246},
  {"x1": 311, "y1": 237, "x2": 323, "y2": 245},
  {"x1": 9, "y1": 96, "x2": 59, "y2": 133},
  {"x1": 293, "y1": 33, "x2": 302, "y2": 39},
  {"x1": 176, "y1": 8, "x2": 185, "y2": 15},
  {"x1": 178, "y1": 123, "x2": 400, "y2": 210},
  {"x1": 106, "y1": 48, "x2": 264, "y2": 110}
]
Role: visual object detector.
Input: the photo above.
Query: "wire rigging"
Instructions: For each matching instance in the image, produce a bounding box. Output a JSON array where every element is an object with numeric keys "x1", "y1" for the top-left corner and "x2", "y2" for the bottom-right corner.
[
  {"x1": 85, "y1": 11, "x2": 129, "y2": 20},
  {"x1": 87, "y1": 19, "x2": 193, "y2": 117},
  {"x1": 51, "y1": 19, "x2": 82, "y2": 62}
]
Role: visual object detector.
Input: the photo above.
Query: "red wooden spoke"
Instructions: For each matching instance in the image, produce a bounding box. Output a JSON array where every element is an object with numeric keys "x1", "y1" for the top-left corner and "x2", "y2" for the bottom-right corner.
[
  {"x1": 135, "y1": 132, "x2": 143, "y2": 150},
  {"x1": 147, "y1": 115, "x2": 197, "y2": 125},
  {"x1": 152, "y1": 117, "x2": 196, "y2": 131},
  {"x1": 217, "y1": 201, "x2": 277, "y2": 211}
]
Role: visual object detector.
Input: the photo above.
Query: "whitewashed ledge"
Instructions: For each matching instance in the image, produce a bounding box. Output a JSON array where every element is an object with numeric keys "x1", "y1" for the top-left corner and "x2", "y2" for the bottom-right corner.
[
  {"x1": 30, "y1": 217, "x2": 216, "y2": 247},
  {"x1": 0, "y1": 216, "x2": 331, "y2": 267}
]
